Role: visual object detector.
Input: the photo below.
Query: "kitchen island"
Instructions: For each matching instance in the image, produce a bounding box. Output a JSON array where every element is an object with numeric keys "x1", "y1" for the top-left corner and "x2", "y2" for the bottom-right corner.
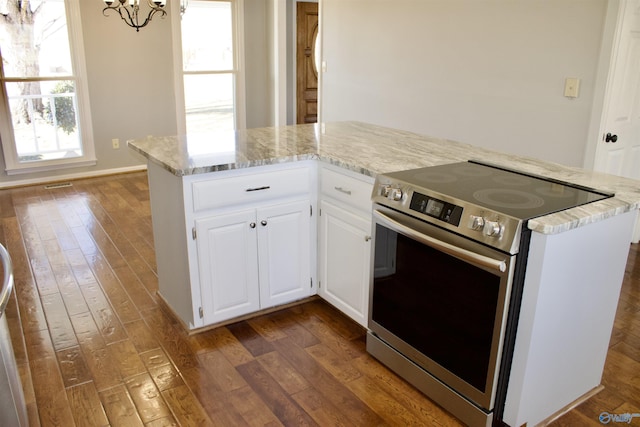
[{"x1": 129, "y1": 121, "x2": 640, "y2": 427}]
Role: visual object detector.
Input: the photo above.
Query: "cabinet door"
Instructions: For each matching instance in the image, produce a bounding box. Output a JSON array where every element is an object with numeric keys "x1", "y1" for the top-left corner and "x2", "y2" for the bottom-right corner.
[
  {"x1": 318, "y1": 200, "x2": 372, "y2": 327},
  {"x1": 196, "y1": 209, "x2": 260, "y2": 324},
  {"x1": 257, "y1": 200, "x2": 311, "y2": 308}
]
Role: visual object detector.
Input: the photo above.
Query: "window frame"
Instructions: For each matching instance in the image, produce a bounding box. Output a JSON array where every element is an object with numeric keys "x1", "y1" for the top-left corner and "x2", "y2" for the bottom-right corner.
[
  {"x1": 171, "y1": 0, "x2": 246, "y2": 135},
  {"x1": 0, "y1": 0, "x2": 96, "y2": 175}
]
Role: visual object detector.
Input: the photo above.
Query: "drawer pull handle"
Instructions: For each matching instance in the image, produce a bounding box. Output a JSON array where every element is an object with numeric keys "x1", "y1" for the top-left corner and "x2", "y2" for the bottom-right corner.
[
  {"x1": 246, "y1": 186, "x2": 271, "y2": 192},
  {"x1": 250, "y1": 222, "x2": 256, "y2": 229},
  {"x1": 334, "y1": 186, "x2": 352, "y2": 195}
]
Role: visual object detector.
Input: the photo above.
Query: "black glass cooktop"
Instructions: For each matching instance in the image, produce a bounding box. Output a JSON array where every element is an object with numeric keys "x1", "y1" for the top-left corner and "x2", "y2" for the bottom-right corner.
[{"x1": 386, "y1": 161, "x2": 613, "y2": 220}]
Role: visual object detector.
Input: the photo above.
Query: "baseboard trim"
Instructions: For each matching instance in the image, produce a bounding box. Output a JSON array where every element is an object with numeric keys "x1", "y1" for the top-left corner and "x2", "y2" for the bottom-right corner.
[{"x1": 0, "y1": 165, "x2": 148, "y2": 189}]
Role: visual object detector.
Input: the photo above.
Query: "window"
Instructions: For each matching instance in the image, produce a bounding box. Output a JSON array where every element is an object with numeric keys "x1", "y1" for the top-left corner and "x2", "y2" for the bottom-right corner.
[
  {"x1": 0, "y1": 0, "x2": 95, "y2": 175},
  {"x1": 176, "y1": 0, "x2": 244, "y2": 137}
]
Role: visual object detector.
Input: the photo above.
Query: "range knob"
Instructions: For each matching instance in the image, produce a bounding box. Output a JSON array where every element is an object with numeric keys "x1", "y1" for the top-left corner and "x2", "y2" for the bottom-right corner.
[
  {"x1": 483, "y1": 220, "x2": 503, "y2": 237},
  {"x1": 380, "y1": 184, "x2": 392, "y2": 197},
  {"x1": 389, "y1": 188, "x2": 403, "y2": 201},
  {"x1": 469, "y1": 215, "x2": 485, "y2": 231}
]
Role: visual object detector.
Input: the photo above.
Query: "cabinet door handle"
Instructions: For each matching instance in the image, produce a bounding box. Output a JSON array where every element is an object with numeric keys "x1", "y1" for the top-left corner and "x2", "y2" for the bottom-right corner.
[
  {"x1": 249, "y1": 222, "x2": 256, "y2": 228},
  {"x1": 246, "y1": 186, "x2": 271, "y2": 192},
  {"x1": 261, "y1": 220, "x2": 267, "y2": 226},
  {"x1": 365, "y1": 236, "x2": 371, "y2": 242},
  {"x1": 334, "y1": 186, "x2": 352, "y2": 195}
]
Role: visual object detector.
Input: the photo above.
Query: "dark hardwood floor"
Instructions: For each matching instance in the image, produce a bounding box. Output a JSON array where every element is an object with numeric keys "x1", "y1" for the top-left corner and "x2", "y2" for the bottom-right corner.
[{"x1": 0, "y1": 171, "x2": 638, "y2": 426}]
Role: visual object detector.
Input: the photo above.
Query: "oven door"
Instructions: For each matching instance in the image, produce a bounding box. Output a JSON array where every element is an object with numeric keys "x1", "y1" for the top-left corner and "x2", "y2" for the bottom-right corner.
[{"x1": 369, "y1": 205, "x2": 515, "y2": 411}]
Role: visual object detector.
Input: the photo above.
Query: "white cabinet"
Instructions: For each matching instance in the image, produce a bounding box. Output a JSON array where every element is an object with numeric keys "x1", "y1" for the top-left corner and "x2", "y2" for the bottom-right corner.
[
  {"x1": 148, "y1": 159, "x2": 380, "y2": 330},
  {"x1": 148, "y1": 161, "x2": 314, "y2": 330},
  {"x1": 196, "y1": 200, "x2": 311, "y2": 325},
  {"x1": 257, "y1": 201, "x2": 311, "y2": 309},
  {"x1": 318, "y1": 165, "x2": 374, "y2": 327},
  {"x1": 195, "y1": 209, "x2": 260, "y2": 324},
  {"x1": 319, "y1": 200, "x2": 371, "y2": 326}
]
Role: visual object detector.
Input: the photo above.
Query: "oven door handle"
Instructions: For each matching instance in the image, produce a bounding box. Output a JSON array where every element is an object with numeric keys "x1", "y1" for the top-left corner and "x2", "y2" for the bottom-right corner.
[{"x1": 373, "y1": 209, "x2": 507, "y2": 273}]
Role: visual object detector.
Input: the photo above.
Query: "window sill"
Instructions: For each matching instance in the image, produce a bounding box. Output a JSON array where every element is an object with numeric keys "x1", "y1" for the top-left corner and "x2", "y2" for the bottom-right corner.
[{"x1": 5, "y1": 157, "x2": 98, "y2": 176}]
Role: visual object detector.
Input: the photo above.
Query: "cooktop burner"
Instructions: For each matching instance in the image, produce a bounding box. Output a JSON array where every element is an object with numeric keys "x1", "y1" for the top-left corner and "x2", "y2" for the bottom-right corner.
[
  {"x1": 383, "y1": 161, "x2": 611, "y2": 220},
  {"x1": 372, "y1": 160, "x2": 613, "y2": 254},
  {"x1": 472, "y1": 188, "x2": 545, "y2": 210}
]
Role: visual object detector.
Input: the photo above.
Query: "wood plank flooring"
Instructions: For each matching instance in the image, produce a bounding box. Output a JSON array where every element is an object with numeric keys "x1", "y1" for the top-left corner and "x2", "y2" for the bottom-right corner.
[{"x1": 0, "y1": 171, "x2": 638, "y2": 426}]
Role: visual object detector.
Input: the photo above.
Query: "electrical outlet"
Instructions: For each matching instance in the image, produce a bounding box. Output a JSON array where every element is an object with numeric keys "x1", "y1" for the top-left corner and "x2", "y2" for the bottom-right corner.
[{"x1": 112, "y1": 138, "x2": 120, "y2": 149}]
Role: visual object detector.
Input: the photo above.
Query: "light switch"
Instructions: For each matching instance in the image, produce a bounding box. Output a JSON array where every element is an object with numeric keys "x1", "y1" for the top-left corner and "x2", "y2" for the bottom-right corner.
[{"x1": 564, "y1": 77, "x2": 580, "y2": 98}]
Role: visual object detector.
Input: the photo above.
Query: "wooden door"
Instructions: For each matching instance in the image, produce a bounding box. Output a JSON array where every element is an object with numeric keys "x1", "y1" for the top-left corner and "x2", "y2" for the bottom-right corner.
[
  {"x1": 595, "y1": 0, "x2": 640, "y2": 180},
  {"x1": 296, "y1": 2, "x2": 319, "y2": 124},
  {"x1": 257, "y1": 200, "x2": 311, "y2": 308}
]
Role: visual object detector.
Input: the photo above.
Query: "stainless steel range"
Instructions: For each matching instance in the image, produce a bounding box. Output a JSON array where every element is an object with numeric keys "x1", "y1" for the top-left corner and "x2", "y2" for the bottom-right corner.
[{"x1": 367, "y1": 160, "x2": 612, "y2": 427}]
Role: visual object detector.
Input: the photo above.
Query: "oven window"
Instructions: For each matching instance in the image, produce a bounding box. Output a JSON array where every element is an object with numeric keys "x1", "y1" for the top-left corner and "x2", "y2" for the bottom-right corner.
[{"x1": 372, "y1": 225, "x2": 501, "y2": 392}]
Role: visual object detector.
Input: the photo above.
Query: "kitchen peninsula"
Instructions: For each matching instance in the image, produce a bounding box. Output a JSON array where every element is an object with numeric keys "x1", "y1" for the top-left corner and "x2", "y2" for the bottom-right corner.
[
  {"x1": 129, "y1": 121, "x2": 640, "y2": 427},
  {"x1": 129, "y1": 121, "x2": 640, "y2": 233}
]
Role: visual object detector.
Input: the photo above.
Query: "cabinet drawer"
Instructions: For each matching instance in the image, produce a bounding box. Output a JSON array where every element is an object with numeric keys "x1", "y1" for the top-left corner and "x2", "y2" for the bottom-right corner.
[
  {"x1": 192, "y1": 167, "x2": 310, "y2": 212},
  {"x1": 320, "y1": 167, "x2": 373, "y2": 211}
]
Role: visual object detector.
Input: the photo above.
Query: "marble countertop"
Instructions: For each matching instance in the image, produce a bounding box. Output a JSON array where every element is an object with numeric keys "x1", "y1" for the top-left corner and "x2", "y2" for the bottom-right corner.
[{"x1": 128, "y1": 121, "x2": 640, "y2": 235}]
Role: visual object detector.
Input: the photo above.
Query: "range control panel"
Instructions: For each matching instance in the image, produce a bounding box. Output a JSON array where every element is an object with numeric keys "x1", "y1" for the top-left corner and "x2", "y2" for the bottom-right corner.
[
  {"x1": 372, "y1": 180, "x2": 524, "y2": 254},
  {"x1": 410, "y1": 192, "x2": 463, "y2": 226}
]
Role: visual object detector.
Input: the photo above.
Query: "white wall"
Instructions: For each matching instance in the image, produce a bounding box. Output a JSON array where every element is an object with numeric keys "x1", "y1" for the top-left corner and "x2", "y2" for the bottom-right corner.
[
  {"x1": 0, "y1": 1, "x2": 178, "y2": 186},
  {"x1": 245, "y1": 0, "x2": 273, "y2": 128},
  {"x1": 320, "y1": 0, "x2": 610, "y2": 167},
  {"x1": 3, "y1": 1, "x2": 606, "y2": 185},
  {"x1": 81, "y1": 1, "x2": 178, "y2": 166}
]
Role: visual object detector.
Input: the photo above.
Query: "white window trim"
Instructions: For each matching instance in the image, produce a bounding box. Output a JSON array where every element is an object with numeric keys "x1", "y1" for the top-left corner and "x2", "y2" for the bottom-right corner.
[
  {"x1": 0, "y1": 0, "x2": 96, "y2": 175},
  {"x1": 170, "y1": 0, "x2": 246, "y2": 134},
  {"x1": 234, "y1": 0, "x2": 247, "y2": 130}
]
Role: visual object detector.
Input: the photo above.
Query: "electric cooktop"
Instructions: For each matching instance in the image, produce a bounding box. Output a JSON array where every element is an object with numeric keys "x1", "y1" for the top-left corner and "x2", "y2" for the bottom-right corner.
[
  {"x1": 372, "y1": 160, "x2": 613, "y2": 254},
  {"x1": 384, "y1": 161, "x2": 612, "y2": 220}
]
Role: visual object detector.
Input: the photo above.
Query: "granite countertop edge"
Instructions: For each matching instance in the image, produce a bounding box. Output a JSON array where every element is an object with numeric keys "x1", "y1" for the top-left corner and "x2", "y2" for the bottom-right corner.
[{"x1": 128, "y1": 122, "x2": 640, "y2": 236}]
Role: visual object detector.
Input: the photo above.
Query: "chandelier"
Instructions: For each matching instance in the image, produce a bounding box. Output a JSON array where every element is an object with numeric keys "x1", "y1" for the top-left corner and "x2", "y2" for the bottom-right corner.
[{"x1": 102, "y1": 0, "x2": 168, "y2": 32}]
